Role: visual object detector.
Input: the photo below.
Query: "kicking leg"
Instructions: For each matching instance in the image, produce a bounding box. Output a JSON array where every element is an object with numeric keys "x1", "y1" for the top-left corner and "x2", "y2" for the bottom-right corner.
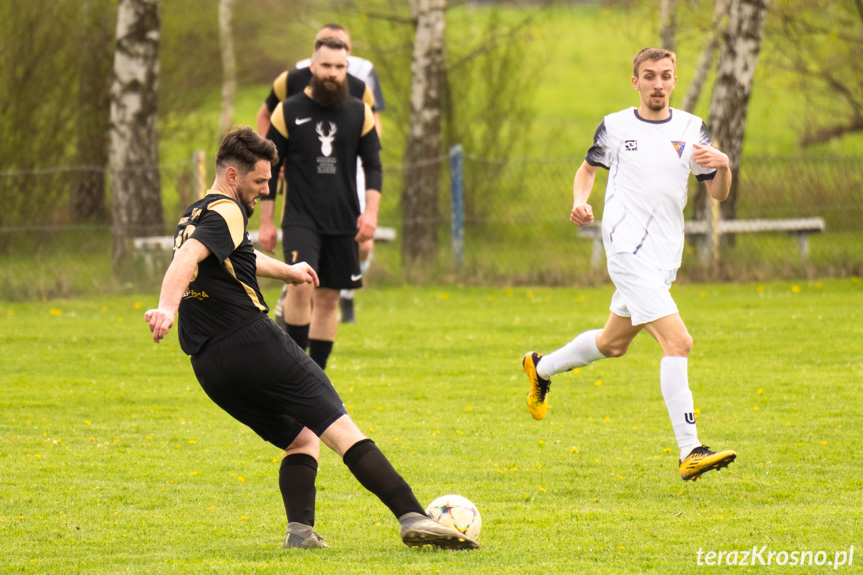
[{"x1": 320, "y1": 415, "x2": 479, "y2": 549}]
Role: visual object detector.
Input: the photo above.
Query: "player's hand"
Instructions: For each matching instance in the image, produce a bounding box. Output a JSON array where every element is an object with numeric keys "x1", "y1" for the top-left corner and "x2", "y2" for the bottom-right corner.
[
  {"x1": 145, "y1": 308, "x2": 175, "y2": 344},
  {"x1": 692, "y1": 143, "x2": 729, "y2": 170},
  {"x1": 355, "y1": 211, "x2": 377, "y2": 243},
  {"x1": 570, "y1": 202, "x2": 594, "y2": 227},
  {"x1": 285, "y1": 262, "x2": 319, "y2": 287},
  {"x1": 258, "y1": 220, "x2": 277, "y2": 254}
]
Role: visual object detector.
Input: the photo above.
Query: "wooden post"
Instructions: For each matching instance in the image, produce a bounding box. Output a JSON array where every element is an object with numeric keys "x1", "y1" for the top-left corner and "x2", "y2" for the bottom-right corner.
[{"x1": 193, "y1": 150, "x2": 207, "y2": 199}]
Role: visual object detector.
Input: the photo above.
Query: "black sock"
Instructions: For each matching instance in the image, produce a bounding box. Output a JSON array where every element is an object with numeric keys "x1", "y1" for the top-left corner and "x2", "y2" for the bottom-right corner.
[
  {"x1": 342, "y1": 439, "x2": 424, "y2": 518},
  {"x1": 309, "y1": 339, "x2": 334, "y2": 370},
  {"x1": 286, "y1": 323, "x2": 310, "y2": 352},
  {"x1": 279, "y1": 454, "x2": 318, "y2": 526}
]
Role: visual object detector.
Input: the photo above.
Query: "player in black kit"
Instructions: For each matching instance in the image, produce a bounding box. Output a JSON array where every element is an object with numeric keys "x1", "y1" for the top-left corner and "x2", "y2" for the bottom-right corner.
[
  {"x1": 261, "y1": 36, "x2": 381, "y2": 370},
  {"x1": 145, "y1": 127, "x2": 478, "y2": 550}
]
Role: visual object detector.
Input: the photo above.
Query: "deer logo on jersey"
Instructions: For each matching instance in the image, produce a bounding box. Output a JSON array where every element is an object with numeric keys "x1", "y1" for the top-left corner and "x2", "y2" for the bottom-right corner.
[{"x1": 316, "y1": 122, "x2": 337, "y2": 157}]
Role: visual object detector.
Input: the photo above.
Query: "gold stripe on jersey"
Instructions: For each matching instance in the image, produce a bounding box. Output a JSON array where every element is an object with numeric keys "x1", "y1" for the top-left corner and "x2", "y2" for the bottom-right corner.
[
  {"x1": 271, "y1": 102, "x2": 289, "y2": 138},
  {"x1": 362, "y1": 104, "x2": 375, "y2": 136},
  {"x1": 274, "y1": 71, "x2": 289, "y2": 101},
  {"x1": 362, "y1": 84, "x2": 375, "y2": 109},
  {"x1": 223, "y1": 257, "x2": 267, "y2": 312},
  {"x1": 207, "y1": 199, "x2": 245, "y2": 249}
]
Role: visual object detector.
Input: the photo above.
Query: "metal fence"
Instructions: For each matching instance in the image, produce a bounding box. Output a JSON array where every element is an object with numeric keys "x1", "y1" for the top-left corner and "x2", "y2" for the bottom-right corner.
[{"x1": 1, "y1": 151, "x2": 861, "y2": 300}]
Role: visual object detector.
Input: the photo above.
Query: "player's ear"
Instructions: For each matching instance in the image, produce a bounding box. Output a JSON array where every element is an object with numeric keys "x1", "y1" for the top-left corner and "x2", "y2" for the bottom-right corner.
[
  {"x1": 631, "y1": 76, "x2": 639, "y2": 90},
  {"x1": 225, "y1": 165, "x2": 237, "y2": 184}
]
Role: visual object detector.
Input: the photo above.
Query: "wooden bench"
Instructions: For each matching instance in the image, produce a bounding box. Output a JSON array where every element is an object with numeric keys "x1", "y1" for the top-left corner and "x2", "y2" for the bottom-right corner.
[
  {"x1": 578, "y1": 217, "x2": 825, "y2": 271},
  {"x1": 134, "y1": 227, "x2": 397, "y2": 274}
]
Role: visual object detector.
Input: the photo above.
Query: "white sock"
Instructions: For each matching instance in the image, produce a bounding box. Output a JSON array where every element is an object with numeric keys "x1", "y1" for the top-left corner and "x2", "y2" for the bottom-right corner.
[
  {"x1": 340, "y1": 289, "x2": 354, "y2": 300},
  {"x1": 359, "y1": 257, "x2": 372, "y2": 275},
  {"x1": 660, "y1": 356, "x2": 700, "y2": 459},
  {"x1": 537, "y1": 329, "x2": 606, "y2": 380}
]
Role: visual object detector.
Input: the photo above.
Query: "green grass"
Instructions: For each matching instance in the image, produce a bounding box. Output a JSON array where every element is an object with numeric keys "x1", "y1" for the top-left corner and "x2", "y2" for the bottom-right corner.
[{"x1": 2, "y1": 279, "x2": 862, "y2": 573}]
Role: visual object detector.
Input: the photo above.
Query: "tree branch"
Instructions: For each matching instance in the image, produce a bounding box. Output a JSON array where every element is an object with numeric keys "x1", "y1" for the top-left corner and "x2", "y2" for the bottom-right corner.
[
  {"x1": 801, "y1": 116, "x2": 863, "y2": 146},
  {"x1": 446, "y1": 11, "x2": 536, "y2": 73}
]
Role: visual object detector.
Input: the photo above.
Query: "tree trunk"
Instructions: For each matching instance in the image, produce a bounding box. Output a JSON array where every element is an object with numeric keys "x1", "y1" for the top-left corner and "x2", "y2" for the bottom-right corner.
[
  {"x1": 218, "y1": 0, "x2": 236, "y2": 137},
  {"x1": 71, "y1": 0, "x2": 114, "y2": 223},
  {"x1": 659, "y1": 0, "x2": 679, "y2": 52},
  {"x1": 681, "y1": 0, "x2": 731, "y2": 115},
  {"x1": 402, "y1": 0, "x2": 446, "y2": 272},
  {"x1": 109, "y1": 0, "x2": 162, "y2": 274},
  {"x1": 706, "y1": 0, "x2": 769, "y2": 223}
]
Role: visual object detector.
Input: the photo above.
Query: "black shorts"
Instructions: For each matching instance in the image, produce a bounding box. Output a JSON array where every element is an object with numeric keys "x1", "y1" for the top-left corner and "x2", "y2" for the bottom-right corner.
[
  {"x1": 190, "y1": 316, "x2": 347, "y2": 449},
  {"x1": 282, "y1": 226, "x2": 362, "y2": 290}
]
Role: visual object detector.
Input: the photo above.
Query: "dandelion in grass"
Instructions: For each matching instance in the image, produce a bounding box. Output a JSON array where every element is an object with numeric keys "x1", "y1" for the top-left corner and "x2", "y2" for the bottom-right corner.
[
  {"x1": 49, "y1": 309, "x2": 62, "y2": 316},
  {"x1": 595, "y1": 380, "x2": 602, "y2": 387},
  {"x1": 791, "y1": 285, "x2": 801, "y2": 293}
]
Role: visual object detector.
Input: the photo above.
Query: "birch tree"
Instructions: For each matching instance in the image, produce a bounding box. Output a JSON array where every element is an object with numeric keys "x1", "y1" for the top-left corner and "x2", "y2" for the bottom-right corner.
[
  {"x1": 402, "y1": 0, "x2": 446, "y2": 269},
  {"x1": 706, "y1": 0, "x2": 769, "y2": 221},
  {"x1": 109, "y1": 0, "x2": 162, "y2": 272}
]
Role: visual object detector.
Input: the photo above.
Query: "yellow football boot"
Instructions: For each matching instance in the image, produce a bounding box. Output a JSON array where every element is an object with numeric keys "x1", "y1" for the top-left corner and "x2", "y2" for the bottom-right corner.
[
  {"x1": 523, "y1": 352, "x2": 551, "y2": 420},
  {"x1": 679, "y1": 445, "x2": 737, "y2": 481}
]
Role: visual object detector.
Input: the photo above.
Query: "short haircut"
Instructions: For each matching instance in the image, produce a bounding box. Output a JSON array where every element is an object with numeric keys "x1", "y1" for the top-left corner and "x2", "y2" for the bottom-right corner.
[
  {"x1": 320, "y1": 23, "x2": 348, "y2": 36},
  {"x1": 314, "y1": 36, "x2": 349, "y2": 54},
  {"x1": 215, "y1": 126, "x2": 278, "y2": 173},
  {"x1": 632, "y1": 47, "x2": 676, "y2": 77}
]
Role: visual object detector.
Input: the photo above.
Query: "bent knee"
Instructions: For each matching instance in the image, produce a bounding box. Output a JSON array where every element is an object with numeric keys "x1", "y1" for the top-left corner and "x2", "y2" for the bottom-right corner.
[
  {"x1": 598, "y1": 341, "x2": 630, "y2": 358},
  {"x1": 664, "y1": 333, "x2": 693, "y2": 357}
]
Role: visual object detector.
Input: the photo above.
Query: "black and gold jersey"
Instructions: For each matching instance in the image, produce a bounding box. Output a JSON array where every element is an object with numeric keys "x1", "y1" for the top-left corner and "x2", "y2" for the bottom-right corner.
[
  {"x1": 174, "y1": 191, "x2": 268, "y2": 355},
  {"x1": 264, "y1": 67, "x2": 375, "y2": 113},
  {"x1": 265, "y1": 88, "x2": 382, "y2": 235}
]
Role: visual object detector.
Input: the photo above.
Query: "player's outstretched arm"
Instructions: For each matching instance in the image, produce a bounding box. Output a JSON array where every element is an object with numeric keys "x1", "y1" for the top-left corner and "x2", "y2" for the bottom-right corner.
[
  {"x1": 145, "y1": 239, "x2": 211, "y2": 343},
  {"x1": 694, "y1": 143, "x2": 732, "y2": 202},
  {"x1": 254, "y1": 250, "x2": 320, "y2": 287},
  {"x1": 571, "y1": 161, "x2": 597, "y2": 227}
]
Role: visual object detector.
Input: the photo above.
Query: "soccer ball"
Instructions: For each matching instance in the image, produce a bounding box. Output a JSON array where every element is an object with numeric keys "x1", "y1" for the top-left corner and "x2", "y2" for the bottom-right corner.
[{"x1": 425, "y1": 494, "x2": 482, "y2": 540}]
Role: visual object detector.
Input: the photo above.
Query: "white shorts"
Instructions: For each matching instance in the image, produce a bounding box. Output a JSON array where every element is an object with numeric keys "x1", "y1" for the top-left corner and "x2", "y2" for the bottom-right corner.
[{"x1": 607, "y1": 253, "x2": 679, "y2": 326}]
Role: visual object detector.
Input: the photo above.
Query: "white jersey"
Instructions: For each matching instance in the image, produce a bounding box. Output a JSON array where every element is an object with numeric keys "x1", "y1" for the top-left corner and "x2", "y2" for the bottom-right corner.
[{"x1": 586, "y1": 107, "x2": 716, "y2": 269}]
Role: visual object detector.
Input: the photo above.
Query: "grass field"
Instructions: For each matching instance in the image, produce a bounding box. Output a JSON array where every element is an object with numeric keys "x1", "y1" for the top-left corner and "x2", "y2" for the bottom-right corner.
[{"x1": 2, "y1": 279, "x2": 861, "y2": 573}]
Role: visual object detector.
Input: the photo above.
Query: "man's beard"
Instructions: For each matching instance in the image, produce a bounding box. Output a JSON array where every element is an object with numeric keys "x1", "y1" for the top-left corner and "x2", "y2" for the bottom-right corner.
[
  {"x1": 647, "y1": 93, "x2": 667, "y2": 111},
  {"x1": 310, "y1": 75, "x2": 350, "y2": 109}
]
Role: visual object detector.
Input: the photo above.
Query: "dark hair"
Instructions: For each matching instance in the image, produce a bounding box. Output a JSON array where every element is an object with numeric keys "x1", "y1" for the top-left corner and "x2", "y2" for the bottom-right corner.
[
  {"x1": 314, "y1": 36, "x2": 349, "y2": 53},
  {"x1": 632, "y1": 47, "x2": 676, "y2": 77},
  {"x1": 215, "y1": 126, "x2": 278, "y2": 173},
  {"x1": 320, "y1": 23, "x2": 348, "y2": 35}
]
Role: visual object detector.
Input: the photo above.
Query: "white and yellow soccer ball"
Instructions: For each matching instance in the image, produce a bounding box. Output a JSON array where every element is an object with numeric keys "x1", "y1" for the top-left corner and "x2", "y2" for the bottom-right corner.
[{"x1": 425, "y1": 494, "x2": 482, "y2": 540}]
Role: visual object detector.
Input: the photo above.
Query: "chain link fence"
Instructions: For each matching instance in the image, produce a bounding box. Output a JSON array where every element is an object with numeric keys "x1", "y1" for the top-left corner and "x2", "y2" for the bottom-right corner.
[{"x1": 1, "y1": 152, "x2": 861, "y2": 300}]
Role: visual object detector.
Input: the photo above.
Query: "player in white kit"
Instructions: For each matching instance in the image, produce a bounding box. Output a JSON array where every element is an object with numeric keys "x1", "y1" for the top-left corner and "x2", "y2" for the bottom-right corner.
[{"x1": 522, "y1": 48, "x2": 736, "y2": 482}]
